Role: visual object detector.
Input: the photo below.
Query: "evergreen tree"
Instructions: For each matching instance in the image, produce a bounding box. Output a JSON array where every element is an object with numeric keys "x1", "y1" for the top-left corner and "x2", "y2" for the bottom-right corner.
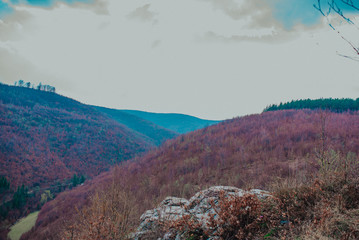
[
  {"x1": 71, "y1": 174, "x2": 79, "y2": 187},
  {"x1": 79, "y1": 175, "x2": 86, "y2": 184},
  {"x1": 264, "y1": 98, "x2": 359, "y2": 113},
  {"x1": 12, "y1": 185, "x2": 28, "y2": 209},
  {"x1": 0, "y1": 176, "x2": 10, "y2": 193}
]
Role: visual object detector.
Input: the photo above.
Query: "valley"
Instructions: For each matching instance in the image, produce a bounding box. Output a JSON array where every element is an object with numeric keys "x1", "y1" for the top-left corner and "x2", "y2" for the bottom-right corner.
[
  {"x1": 1, "y1": 0, "x2": 358, "y2": 238},
  {"x1": 0, "y1": 83, "x2": 219, "y2": 239},
  {"x1": 18, "y1": 105, "x2": 359, "y2": 240}
]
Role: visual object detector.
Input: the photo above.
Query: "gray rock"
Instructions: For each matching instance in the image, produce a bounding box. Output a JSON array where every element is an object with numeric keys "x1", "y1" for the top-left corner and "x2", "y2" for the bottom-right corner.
[{"x1": 132, "y1": 186, "x2": 271, "y2": 240}]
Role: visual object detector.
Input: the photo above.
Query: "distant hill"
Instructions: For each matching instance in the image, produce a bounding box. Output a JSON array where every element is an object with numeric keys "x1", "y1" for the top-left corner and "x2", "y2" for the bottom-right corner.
[
  {"x1": 0, "y1": 83, "x2": 156, "y2": 189},
  {"x1": 120, "y1": 109, "x2": 221, "y2": 134},
  {"x1": 25, "y1": 109, "x2": 359, "y2": 240},
  {"x1": 0, "y1": 83, "x2": 163, "y2": 234},
  {"x1": 93, "y1": 106, "x2": 179, "y2": 146},
  {"x1": 264, "y1": 98, "x2": 359, "y2": 112},
  {"x1": 0, "y1": 83, "x2": 219, "y2": 235}
]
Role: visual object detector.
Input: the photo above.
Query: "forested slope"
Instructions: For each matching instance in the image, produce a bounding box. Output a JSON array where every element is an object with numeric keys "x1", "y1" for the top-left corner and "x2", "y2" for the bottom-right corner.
[
  {"x1": 24, "y1": 109, "x2": 359, "y2": 240},
  {"x1": 0, "y1": 83, "x2": 153, "y2": 189},
  {"x1": 121, "y1": 109, "x2": 221, "y2": 134},
  {"x1": 94, "y1": 106, "x2": 179, "y2": 146}
]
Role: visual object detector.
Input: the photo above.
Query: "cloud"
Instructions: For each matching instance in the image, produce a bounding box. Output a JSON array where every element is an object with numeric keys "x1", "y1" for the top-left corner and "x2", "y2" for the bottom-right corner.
[
  {"x1": 200, "y1": 0, "x2": 282, "y2": 28},
  {"x1": 127, "y1": 4, "x2": 156, "y2": 23},
  {"x1": 0, "y1": 46, "x2": 58, "y2": 85},
  {"x1": 0, "y1": 9, "x2": 32, "y2": 40},
  {"x1": 151, "y1": 39, "x2": 161, "y2": 48},
  {"x1": 0, "y1": 0, "x2": 358, "y2": 119},
  {"x1": 1, "y1": 0, "x2": 108, "y2": 17},
  {"x1": 200, "y1": 30, "x2": 296, "y2": 44},
  {"x1": 195, "y1": 0, "x2": 308, "y2": 45},
  {"x1": 60, "y1": 0, "x2": 108, "y2": 15}
]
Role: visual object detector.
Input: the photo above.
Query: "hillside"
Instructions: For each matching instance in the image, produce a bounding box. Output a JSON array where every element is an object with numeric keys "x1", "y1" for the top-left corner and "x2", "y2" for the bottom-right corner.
[
  {"x1": 0, "y1": 83, "x2": 155, "y2": 189},
  {"x1": 93, "y1": 106, "x2": 179, "y2": 146},
  {"x1": 23, "y1": 109, "x2": 359, "y2": 240},
  {"x1": 120, "y1": 109, "x2": 221, "y2": 134},
  {"x1": 0, "y1": 83, "x2": 159, "y2": 234}
]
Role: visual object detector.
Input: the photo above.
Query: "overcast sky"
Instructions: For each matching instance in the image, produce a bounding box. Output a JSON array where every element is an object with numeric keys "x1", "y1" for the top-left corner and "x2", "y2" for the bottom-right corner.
[{"x1": 0, "y1": 0, "x2": 358, "y2": 120}]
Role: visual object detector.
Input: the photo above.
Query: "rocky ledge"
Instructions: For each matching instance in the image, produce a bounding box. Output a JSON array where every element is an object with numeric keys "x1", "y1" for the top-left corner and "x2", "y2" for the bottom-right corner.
[{"x1": 133, "y1": 186, "x2": 271, "y2": 239}]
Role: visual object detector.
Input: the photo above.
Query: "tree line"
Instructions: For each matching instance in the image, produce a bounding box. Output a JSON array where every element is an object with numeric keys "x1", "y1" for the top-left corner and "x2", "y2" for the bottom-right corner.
[
  {"x1": 14, "y1": 80, "x2": 56, "y2": 93},
  {"x1": 264, "y1": 98, "x2": 359, "y2": 113}
]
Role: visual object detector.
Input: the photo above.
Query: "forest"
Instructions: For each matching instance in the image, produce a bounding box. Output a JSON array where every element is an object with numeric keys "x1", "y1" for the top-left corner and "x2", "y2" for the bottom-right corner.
[
  {"x1": 0, "y1": 83, "x2": 154, "y2": 236},
  {"x1": 0, "y1": 82, "x2": 217, "y2": 238},
  {"x1": 264, "y1": 98, "x2": 359, "y2": 112},
  {"x1": 23, "y1": 109, "x2": 359, "y2": 240}
]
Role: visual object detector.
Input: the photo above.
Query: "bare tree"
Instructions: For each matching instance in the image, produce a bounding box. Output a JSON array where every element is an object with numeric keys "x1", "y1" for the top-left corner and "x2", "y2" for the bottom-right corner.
[{"x1": 314, "y1": 0, "x2": 359, "y2": 61}]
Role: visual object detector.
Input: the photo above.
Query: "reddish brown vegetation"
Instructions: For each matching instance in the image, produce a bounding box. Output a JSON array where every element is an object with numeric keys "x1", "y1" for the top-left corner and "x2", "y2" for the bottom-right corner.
[
  {"x1": 165, "y1": 176, "x2": 359, "y2": 239},
  {"x1": 61, "y1": 178, "x2": 134, "y2": 240},
  {"x1": 25, "y1": 109, "x2": 359, "y2": 239},
  {"x1": 0, "y1": 83, "x2": 155, "y2": 234},
  {"x1": 0, "y1": 83, "x2": 153, "y2": 189},
  {"x1": 165, "y1": 192, "x2": 278, "y2": 240}
]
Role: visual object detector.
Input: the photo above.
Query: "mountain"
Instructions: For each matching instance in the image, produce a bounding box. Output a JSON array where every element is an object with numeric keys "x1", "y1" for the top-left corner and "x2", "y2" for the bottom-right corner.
[
  {"x1": 23, "y1": 109, "x2": 359, "y2": 240},
  {"x1": 0, "y1": 83, "x2": 154, "y2": 189},
  {"x1": 120, "y1": 109, "x2": 221, "y2": 134},
  {"x1": 93, "y1": 106, "x2": 179, "y2": 146},
  {"x1": 0, "y1": 83, "x2": 220, "y2": 238}
]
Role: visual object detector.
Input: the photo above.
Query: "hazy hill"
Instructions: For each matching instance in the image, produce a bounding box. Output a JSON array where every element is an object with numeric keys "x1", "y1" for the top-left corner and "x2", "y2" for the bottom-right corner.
[
  {"x1": 0, "y1": 83, "x2": 154, "y2": 189},
  {"x1": 120, "y1": 109, "x2": 221, "y2": 134},
  {"x1": 93, "y1": 106, "x2": 179, "y2": 146},
  {"x1": 24, "y1": 109, "x2": 359, "y2": 240}
]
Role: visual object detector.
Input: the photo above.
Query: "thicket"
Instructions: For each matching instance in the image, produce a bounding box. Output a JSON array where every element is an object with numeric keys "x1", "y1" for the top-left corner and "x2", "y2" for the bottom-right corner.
[
  {"x1": 59, "y1": 157, "x2": 359, "y2": 240},
  {"x1": 264, "y1": 98, "x2": 359, "y2": 113},
  {"x1": 61, "y1": 172, "x2": 135, "y2": 240},
  {"x1": 162, "y1": 160, "x2": 359, "y2": 239}
]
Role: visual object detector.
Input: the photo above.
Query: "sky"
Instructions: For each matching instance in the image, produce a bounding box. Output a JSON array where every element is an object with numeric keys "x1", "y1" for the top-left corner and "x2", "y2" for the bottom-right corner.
[{"x1": 0, "y1": 0, "x2": 358, "y2": 120}]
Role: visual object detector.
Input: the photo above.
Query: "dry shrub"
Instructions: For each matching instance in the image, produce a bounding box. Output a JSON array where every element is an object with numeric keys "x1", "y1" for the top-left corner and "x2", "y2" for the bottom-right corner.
[
  {"x1": 167, "y1": 212, "x2": 208, "y2": 240},
  {"x1": 277, "y1": 174, "x2": 359, "y2": 239},
  {"x1": 275, "y1": 180, "x2": 322, "y2": 225},
  {"x1": 165, "y1": 175, "x2": 359, "y2": 240},
  {"x1": 207, "y1": 192, "x2": 278, "y2": 239},
  {"x1": 61, "y1": 183, "x2": 134, "y2": 240},
  {"x1": 166, "y1": 192, "x2": 282, "y2": 240}
]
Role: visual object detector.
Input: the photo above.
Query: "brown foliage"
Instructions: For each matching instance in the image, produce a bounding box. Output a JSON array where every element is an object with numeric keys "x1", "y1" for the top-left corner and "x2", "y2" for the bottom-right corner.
[
  {"x1": 26, "y1": 109, "x2": 359, "y2": 239},
  {"x1": 207, "y1": 193, "x2": 267, "y2": 239},
  {"x1": 61, "y1": 186, "x2": 134, "y2": 240},
  {"x1": 165, "y1": 176, "x2": 359, "y2": 240}
]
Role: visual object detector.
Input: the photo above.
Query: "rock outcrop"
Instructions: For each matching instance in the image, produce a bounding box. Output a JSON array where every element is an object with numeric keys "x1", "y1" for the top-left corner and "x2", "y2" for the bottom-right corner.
[{"x1": 133, "y1": 186, "x2": 271, "y2": 239}]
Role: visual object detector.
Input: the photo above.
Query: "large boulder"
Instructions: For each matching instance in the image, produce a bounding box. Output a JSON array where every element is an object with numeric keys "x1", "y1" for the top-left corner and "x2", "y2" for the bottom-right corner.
[{"x1": 133, "y1": 186, "x2": 271, "y2": 240}]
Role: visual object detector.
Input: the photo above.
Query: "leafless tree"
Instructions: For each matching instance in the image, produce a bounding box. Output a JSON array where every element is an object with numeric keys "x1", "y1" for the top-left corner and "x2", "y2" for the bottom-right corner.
[{"x1": 314, "y1": 0, "x2": 359, "y2": 61}]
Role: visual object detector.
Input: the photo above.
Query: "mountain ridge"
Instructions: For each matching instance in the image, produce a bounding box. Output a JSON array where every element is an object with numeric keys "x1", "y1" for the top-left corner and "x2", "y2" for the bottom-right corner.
[
  {"x1": 120, "y1": 109, "x2": 221, "y2": 134},
  {"x1": 93, "y1": 106, "x2": 179, "y2": 146}
]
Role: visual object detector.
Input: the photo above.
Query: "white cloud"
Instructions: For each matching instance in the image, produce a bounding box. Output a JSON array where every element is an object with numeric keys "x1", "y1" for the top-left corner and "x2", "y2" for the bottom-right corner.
[
  {"x1": 0, "y1": 0, "x2": 358, "y2": 119},
  {"x1": 127, "y1": 4, "x2": 157, "y2": 23}
]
